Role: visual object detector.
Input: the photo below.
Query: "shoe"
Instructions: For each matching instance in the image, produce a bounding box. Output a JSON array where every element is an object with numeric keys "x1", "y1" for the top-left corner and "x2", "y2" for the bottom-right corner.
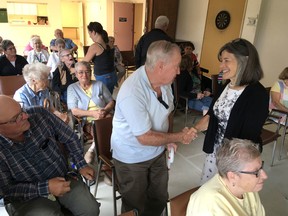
[
  {"x1": 104, "y1": 174, "x2": 112, "y2": 186},
  {"x1": 84, "y1": 151, "x2": 95, "y2": 164}
]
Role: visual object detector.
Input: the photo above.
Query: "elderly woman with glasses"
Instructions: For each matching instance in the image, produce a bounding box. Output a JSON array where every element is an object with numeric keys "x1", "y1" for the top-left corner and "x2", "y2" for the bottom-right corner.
[
  {"x1": 67, "y1": 61, "x2": 115, "y2": 164},
  {"x1": 186, "y1": 138, "x2": 267, "y2": 216},
  {"x1": 13, "y1": 63, "x2": 68, "y2": 123},
  {"x1": 51, "y1": 48, "x2": 77, "y2": 105},
  {"x1": 193, "y1": 38, "x2": 269, "y2": 184},
  {"x1": 0, "y1": 40, "x2": 28, "y2": 76}
]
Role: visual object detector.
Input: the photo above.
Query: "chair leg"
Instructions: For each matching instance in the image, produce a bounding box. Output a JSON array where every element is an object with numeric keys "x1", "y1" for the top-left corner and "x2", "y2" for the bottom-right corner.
[
  {"x1": 279, "y1": 130, "x2": 287, "y2": 160},
  {"x1": 112, "y1": 170, "x2": 117, "y2": 216},
  {"x1": 271, "y1": 140, "x2": 277, "y2": 166},
  {"x1": 184, "y1": 104, "x2": 188, "y2": 127},
  {"x1": 94, "y1": 160, "x2": 103, "y2": 197}
]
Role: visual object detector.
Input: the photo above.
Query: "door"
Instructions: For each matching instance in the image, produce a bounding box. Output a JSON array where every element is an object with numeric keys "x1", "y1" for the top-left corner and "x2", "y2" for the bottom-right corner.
[{"x1": 114, "y1": 2, "x2": 134, "y2": 51}]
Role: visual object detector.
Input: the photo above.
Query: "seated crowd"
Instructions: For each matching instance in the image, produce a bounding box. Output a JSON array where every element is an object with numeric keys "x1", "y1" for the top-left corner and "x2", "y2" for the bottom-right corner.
[{"x1": 0, "y1": 25, "x2": 280, "y2": 216}]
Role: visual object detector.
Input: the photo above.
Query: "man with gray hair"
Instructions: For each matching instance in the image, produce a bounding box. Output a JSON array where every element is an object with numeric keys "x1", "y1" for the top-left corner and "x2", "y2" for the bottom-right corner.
[
  {"x1": 135, "y1": 15, "x2": 173, "y2": 68},
  {"x1": 112, "y1": 40, "x2": 197, "y2": 215}
]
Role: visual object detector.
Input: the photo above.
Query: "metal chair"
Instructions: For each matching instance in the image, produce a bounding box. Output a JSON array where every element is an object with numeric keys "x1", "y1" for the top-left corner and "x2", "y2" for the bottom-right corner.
[
  {"x1": 261, "y1": 109, "x2": 283, "y2": 166},
  {"x1": 265, "y1": 109, "x2": 288, "y2": 161},
  {"x1": 172, "y1": 79, "x2": 202, "y2": 126}
]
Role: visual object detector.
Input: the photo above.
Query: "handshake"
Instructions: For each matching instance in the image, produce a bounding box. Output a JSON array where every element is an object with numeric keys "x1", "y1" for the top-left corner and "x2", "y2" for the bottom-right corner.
[{"x1": 180, "y1": 127, "x2": 198, "y2": 144}]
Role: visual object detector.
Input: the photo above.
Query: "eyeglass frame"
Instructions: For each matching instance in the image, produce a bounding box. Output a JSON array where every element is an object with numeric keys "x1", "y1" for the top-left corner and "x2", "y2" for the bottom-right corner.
[
  {"x1": 0, "y1": 109, "x2": 27, "y2": 125},
  {"x1": 61, "y1": 53, "x2": 73, "y2": 57},
  {"x1": 76, "y1": 70, "x2": 91, "y2": 76},
  {"x1": 237, "y1": 161, "x2": 264, "y2": 178}
]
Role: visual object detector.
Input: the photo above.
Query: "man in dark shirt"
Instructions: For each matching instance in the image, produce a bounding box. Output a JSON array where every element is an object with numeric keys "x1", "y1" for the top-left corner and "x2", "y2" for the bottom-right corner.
[
  {"x1": 0, "y1": 40, "x2": 28, "y2": 76},
  {"x1": 135, "y1": 15, "x2": 173, "y2": 68},
  {"x1": 0, "y1": 95, "x2": 100, "y2": 215}
]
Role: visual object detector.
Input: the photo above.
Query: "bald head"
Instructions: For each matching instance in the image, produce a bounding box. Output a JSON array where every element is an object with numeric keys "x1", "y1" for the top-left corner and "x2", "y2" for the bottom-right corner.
[
  {"x1": 0, "y1": 95, "x2": 30, "y2": 140},
  {"x1": 0, "y1": 96, "x2": 21, "y2": 123}
]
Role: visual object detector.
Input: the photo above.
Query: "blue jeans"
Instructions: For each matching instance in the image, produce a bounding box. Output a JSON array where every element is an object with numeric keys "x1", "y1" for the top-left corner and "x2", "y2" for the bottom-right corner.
[
  {"x1": 188, "y1": 96, "x2": 213, "y2": 112},
  {"x1": 95, "y1": 71, "x2": 117, "y2": 94}
]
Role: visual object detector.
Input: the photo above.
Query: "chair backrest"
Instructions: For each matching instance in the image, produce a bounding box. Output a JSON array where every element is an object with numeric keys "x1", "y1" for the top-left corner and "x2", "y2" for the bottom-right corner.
[
  {"x1": 211, "y1": 74, "x2": 220, "y2": 96},
  {"x1": 92, "y1": 116, "x2": 113, "y2": 161},
  {"x1": 170, "y1": 186, "x2": 199, "y2": 216},
  {"x1": 83, "y1": 46, "x2": 90, "y2": 56},
  {"x1": 121, "y1": 51, "x2": 135, "y2": 67},
  {"x1": 0, "y1": 75, "x2": 26, "y2": 97}
]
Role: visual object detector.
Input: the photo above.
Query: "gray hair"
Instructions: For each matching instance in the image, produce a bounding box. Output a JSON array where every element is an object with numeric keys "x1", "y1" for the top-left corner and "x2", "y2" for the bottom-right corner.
[
  {"x1": 75, "y1": 61, "x2": 91, "y2": 72},
  {"x1": 155, "y1": 16, "x2": 169, "y2": 30},
  {"x1": 55, "y1": 38, "x2": 65, "y2": 46},
  {"x1": 22, "y1": 63, "x2": 50, "y2": 85},
  {"x1": 145, "y1": 40, "x2": 180, "y2": 70},
  {"x1": 1, "y1": 40, "x2": 14, "y2": 51},
  {"x1": 30, "y1": 36, "x2": 42, "y2": 46},
  {"x1": 216, "y1": 138, "x2": 261, "y2": 178}
]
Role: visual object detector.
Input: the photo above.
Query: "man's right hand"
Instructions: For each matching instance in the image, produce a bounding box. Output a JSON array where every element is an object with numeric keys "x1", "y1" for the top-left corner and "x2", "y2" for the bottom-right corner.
[
  {"x1": 181, "y1": 127, "x2": 198, "y2": 144},
  {"x1": 48, "y1": 177, "x2": 71, "y2": 197}
]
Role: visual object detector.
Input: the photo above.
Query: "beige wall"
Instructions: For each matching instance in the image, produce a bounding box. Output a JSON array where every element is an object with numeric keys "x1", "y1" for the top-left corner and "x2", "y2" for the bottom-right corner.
[
  {"x1": 176, "y1": 0, "x2": 285, "y2": 87},
  {"x1": 0, "y1": 0, "x2": 62, "y2": 53},
  {"x1": 200, "y1": 0, "x2": 246, "y2": 75}
]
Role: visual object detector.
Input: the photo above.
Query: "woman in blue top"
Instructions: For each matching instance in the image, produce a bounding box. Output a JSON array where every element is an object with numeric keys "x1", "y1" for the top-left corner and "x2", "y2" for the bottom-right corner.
[
  {"x1": 67, "y1": 61, "x2": 115, "y2": 164},
  {"x1": 13, "y1": 63, "x2": 68, "y2": 123},
  {"x1": 83, "y1": 22, "x2": 117, "y2": 94}
]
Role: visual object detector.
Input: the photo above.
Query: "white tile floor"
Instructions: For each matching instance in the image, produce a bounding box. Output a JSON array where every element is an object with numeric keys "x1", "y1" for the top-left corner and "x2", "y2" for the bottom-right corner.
[{"x1": 1, "y1": 111, "x2": 288, "y2": 215}]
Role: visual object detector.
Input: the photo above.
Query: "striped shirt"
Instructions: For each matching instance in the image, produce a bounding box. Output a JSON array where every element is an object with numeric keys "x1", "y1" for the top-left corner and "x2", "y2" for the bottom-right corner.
[{"x1": 0, "y1": 106, "x2": 86, "y2": 202}]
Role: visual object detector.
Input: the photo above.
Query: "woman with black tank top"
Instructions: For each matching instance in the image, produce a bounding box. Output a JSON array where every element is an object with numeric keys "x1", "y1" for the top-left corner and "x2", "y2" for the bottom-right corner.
[{"x1": 83, "y1": 22, "x2": 117, "y2": 94}]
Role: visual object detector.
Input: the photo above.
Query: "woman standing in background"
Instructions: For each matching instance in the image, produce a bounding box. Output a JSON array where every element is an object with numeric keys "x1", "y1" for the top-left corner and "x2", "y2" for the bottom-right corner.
[{"x1": 83, "y1": 22, "x2": 117, "y2": 94}]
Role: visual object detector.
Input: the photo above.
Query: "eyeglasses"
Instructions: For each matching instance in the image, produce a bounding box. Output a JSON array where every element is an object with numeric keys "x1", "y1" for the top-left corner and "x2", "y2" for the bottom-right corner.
[
  {"x1": 77, "y1": 70, "x2": 91, "y2": 75},
  {"x1": 61, "y1": 53, "x2": 72, "y2": 57},
  {"x1": 237, "y1": 161, "x2": 264, "y2": 178},
  {"x1": 0, "y1": 109, "x2": 27, "y2": 125}
]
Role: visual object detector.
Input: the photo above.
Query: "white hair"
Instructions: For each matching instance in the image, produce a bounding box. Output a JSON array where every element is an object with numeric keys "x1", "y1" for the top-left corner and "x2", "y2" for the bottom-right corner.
[{"x1": 155, "y1": 15, "x2": 169, "y2": 30}]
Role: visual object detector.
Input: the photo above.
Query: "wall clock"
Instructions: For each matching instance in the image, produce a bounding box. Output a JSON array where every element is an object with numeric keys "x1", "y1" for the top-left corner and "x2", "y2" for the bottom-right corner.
[{"x1": 215, "y1": 10, "x2": 230, "y2": 30}]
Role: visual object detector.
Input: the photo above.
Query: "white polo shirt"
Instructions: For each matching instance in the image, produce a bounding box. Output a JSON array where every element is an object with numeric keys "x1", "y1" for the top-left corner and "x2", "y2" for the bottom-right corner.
[{"x1": 111, "y1": 66, "x2": 174, "y2": 163}]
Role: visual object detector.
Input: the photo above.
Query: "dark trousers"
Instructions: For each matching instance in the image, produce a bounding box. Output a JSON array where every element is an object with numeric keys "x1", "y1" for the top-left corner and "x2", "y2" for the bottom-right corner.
[
  {"x1": 114, "y1": 152, "x2": 168, "y2": 216},
  {"x1": 5, "y1": 178, "x2": 100, "y2": 216}
]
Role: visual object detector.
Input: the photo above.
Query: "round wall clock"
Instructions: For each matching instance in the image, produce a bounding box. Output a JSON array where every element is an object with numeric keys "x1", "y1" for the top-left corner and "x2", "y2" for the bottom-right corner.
[{"x1": 215, "y1": 10, "x2": 230, "y2": 30}]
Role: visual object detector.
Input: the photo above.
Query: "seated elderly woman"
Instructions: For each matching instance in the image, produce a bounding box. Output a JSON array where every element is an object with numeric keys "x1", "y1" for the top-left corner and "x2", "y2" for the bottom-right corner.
[
  {"x1": 13, "y1": 62, "x2": 68, "y2": 123},
  {"x1": 51, "y1": 48, "x2": 78, "y2": 105},
  {"x1": 26, "y1": 36, "x2": 50, "y2": 64},
  {"x1": 67, "y1": 61, "x2": 115, "y2": 164},
  {"x1": 0, "y1": 40, "x2": 28, "y2": 76},
  {"x1": 186, "y1": 138, "x2": 267, "y2": 216},
  {"x1": 270, "y1": 67, "x2": 288, "y2": 114}
]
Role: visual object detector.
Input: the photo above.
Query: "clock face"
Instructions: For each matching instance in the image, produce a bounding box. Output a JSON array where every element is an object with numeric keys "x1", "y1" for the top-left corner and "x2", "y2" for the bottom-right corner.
[{"x1": 215, "y1": 10, "x2": 230, "y2": 30}]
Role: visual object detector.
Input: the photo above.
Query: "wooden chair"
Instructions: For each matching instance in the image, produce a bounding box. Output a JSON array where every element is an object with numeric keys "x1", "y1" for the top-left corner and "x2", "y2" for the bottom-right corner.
[
  {"x1": 91, "y1": 116, "x2": 121, "y2": 216},
  {"x1": 0, "y1": 75, "x2": 26, "y2": 97},
  {"x1": 169, "y1": 186, "x2": 200, "y2": 216},
  {"x1": 120, "y1": 51, "x2": 136, "y2": 79}
]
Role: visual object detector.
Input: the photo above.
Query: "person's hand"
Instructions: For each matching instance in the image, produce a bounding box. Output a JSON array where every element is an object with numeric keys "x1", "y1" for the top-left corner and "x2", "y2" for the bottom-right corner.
[
  {"x1": 92, "y1": 109, "x2": 106, "y2": 119},
  {"x1": 181, "y1": 127, "x2": 198, "y2": 144},
  {"x1": 203, "y1": 90, "x2": 211, "y2": 97},
  {"x1": 79, "y1": 166, "x2": 95, "y2": 181},
  {"x1": 197, "y1": 92, "x2": 204, "y2": 99},
  {"x1": 48, "y1": 177, "x2": 71, "y2": 197},
  {"x1": 167, "y1": 143, "x2": 178, "y2": 152}
]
